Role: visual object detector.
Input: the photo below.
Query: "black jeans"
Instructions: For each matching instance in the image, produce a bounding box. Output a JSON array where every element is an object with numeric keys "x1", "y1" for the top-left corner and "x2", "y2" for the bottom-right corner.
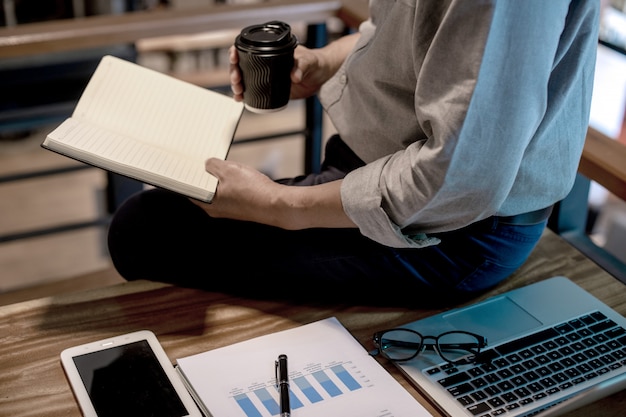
[{"x1": 107, "y1": 136, "x2": 546, "y2": 307}]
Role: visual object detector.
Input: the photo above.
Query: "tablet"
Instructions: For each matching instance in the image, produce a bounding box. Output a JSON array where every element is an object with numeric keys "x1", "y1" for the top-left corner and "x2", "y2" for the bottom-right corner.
[{"x1": 60, "y1": 330, "x2": 202, "y2": 417}]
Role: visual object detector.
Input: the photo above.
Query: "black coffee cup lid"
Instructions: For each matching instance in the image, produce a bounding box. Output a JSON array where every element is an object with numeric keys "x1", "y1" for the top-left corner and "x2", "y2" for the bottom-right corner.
[{"x1": 236, "y1": 21, "x2": 298, "y2": 52}]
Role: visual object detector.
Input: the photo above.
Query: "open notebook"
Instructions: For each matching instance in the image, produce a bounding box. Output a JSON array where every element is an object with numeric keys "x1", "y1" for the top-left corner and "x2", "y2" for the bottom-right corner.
[
  {"x1": 42, "y1": 55, "x2": 244, "y2": 202},
  {"x1": 386, "y1": 276, "x2": 626, "y2": 416}
]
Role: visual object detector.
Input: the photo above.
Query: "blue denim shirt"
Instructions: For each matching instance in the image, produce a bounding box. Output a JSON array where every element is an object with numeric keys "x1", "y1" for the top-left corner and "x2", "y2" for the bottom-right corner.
[{"x1": 320, "y1": 0, "x2": 600, "y2": 248}]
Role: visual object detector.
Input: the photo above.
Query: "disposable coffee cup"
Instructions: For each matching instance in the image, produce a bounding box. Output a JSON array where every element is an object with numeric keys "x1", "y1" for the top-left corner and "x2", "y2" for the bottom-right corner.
[{"x1": 235, "y1": 21, "x2": 298, "y2": 113}]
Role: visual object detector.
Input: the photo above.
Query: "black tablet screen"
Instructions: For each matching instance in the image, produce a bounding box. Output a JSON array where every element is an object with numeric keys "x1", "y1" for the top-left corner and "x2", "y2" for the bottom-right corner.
[{"x1": 72, "y1": 340, "x2": 189, "y2": 417}]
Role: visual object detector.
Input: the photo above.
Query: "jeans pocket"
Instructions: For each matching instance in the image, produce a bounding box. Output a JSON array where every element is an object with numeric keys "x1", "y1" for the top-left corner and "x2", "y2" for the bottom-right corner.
[
  {"x1": 454, "y1": 220, "x2": 546, "y2": 293},
  {"x1": 454, "y1": 259, "x2": 523, "y2": 293}
]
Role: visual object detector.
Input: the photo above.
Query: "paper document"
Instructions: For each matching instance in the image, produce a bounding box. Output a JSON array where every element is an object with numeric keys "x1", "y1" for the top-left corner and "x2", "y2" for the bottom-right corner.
[{"x1": 176, "y1": 317, "x2": 433, "y2": 417}]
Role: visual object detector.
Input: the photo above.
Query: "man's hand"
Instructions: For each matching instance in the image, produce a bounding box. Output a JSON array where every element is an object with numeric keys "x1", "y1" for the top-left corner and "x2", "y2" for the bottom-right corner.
[
  {"x1": 229, "y1": 44, "x2": 328, "y2": 102},
  {"x1": 192, "y1": 158, "x2": 287, "y2": 227},
  {"x1": 229, "y1": 33, "x2": 360, "y2": 103},
  {"x1": 191, "y1": 158, "x2": 357, "y2": 230}
]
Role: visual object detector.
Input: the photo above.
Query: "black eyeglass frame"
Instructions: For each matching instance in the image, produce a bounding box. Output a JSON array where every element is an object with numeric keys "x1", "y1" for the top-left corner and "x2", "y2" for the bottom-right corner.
[{"x1": 371, "y1": 328, "x2": 487, "y2": 365}]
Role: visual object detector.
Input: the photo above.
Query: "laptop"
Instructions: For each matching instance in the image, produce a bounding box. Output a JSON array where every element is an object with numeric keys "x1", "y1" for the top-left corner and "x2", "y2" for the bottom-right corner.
[{"x1": 390, "y1": 276, "x2": 626, "y2": 417}]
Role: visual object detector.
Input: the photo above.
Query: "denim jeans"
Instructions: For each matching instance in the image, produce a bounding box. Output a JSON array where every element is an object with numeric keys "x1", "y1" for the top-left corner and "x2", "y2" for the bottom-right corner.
[{"x1": 107, "y1": 136, "x2": 546, "y2": 307}]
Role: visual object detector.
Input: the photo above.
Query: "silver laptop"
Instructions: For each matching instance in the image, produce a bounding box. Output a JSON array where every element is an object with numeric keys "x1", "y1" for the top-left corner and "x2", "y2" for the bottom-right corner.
[{"x1": 387, "y1": 276, "x2": 626, "y2": 417}]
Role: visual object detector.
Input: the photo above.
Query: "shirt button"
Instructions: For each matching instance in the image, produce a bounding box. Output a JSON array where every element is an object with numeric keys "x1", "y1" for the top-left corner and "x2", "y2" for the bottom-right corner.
[{"x1": 340, "y1": 74, "x2": 347, "y2": 84}]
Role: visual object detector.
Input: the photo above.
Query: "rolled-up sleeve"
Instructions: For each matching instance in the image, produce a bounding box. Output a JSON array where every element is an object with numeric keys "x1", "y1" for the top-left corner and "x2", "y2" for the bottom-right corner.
[{"x1": 341, "y1": 157, "x2": 442, "y2": 248}]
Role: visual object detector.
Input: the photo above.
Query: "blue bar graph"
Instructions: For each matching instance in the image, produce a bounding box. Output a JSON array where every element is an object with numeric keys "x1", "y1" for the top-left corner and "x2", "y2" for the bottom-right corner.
[
  {"x1": 331, "y1": 364, "x2": 362, "y2": 391},
  {"x1": 234, "y1": 393, "x2": 263, "y2": 417},
  {"x1": 231, "y1": 361, "x2": 365, "y2": 417},
  {"x1": 294, "y1": 376, "x2": 323, "y2": 403},
  {"x1": 313, "y1": 370, "x2": 342, "y2": 397},
  {"x1": 254, "y1": 387, "x2": 279, "y2": 415},
  {"x1": 289, "y1": 387, "x2": 304, "y2": 409}
]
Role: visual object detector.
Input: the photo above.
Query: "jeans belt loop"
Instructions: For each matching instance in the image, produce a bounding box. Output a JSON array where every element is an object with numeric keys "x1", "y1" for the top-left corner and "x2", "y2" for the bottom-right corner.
[{"x1": 497, "y1": 206, "x2": 554, "y2": 226}]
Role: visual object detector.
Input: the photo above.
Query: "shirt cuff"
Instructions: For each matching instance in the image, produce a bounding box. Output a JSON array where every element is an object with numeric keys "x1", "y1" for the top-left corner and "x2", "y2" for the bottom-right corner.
[{"x1": 340, "y1": 160, "x2": 441, "y2": 249}]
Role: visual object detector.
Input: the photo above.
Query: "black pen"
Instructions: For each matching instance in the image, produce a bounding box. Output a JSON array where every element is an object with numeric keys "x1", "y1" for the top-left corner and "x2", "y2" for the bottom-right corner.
[{"x1": 275, "y1": 354, "x2": 291, "y2": 417}]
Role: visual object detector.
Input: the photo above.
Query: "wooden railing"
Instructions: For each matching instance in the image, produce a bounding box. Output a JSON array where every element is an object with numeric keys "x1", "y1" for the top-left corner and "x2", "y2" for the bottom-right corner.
[
  {"x1": 0, "y1": 0, "x2": 341, "y2": 59},
  {"x1": 580, "y1": 127, "x2": 626, "y2": 201}
]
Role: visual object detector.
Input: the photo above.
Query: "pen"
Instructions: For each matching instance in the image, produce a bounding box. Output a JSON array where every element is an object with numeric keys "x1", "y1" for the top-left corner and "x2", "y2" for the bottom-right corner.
[{"x1": 275, "y1": 354, "x2": 291, "y2": 417}]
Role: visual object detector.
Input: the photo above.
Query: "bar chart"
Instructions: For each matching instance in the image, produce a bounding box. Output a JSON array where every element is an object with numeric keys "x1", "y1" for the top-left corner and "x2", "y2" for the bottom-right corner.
[{"x1": 228, "y1": 360, "x2": 369, "y2": 417}]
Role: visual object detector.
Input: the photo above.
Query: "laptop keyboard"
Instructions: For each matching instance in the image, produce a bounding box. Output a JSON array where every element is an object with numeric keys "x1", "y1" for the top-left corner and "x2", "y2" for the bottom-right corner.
[{"x1": 425, "y1": 311, "x2": 626, "y2": 416}]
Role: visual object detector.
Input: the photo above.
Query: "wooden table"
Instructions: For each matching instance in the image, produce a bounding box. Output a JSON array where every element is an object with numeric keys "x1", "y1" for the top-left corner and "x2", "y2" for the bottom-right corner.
[{"x1": 1, "y1": 229, "x2": 625, "y2": 416}]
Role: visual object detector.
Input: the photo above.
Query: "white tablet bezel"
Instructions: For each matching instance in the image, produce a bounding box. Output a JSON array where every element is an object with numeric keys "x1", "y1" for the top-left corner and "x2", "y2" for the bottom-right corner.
[{"x1": 60, "y1": 329, "x2": 202, "y2": 417}]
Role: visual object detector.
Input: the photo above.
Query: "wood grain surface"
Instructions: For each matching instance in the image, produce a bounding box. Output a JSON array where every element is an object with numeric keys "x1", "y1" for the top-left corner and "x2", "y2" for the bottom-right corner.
[{"x1": 1, "y1": 229, "x2": 625, "y2": 416}]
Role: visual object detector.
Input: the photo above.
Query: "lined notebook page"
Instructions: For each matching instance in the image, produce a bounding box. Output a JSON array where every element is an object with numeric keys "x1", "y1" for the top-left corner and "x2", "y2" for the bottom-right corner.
[
  {"x1": 47, "y1": 118, "x2": 218, "y2": 199},
  {"x1": 73, "y1": 55, "x2": 243, "y2": 163}
]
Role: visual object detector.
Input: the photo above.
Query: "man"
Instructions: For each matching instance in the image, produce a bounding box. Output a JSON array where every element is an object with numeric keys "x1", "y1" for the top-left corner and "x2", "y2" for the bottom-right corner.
[{"x1": 108, "y1": 1, "x2": 600, "y2": 306}]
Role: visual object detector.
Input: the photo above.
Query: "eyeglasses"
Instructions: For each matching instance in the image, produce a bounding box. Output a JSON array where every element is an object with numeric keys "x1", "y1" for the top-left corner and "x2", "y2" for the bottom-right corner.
[{"x1": 371, "y1": 328, "x2": 487, "y2": 365}]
